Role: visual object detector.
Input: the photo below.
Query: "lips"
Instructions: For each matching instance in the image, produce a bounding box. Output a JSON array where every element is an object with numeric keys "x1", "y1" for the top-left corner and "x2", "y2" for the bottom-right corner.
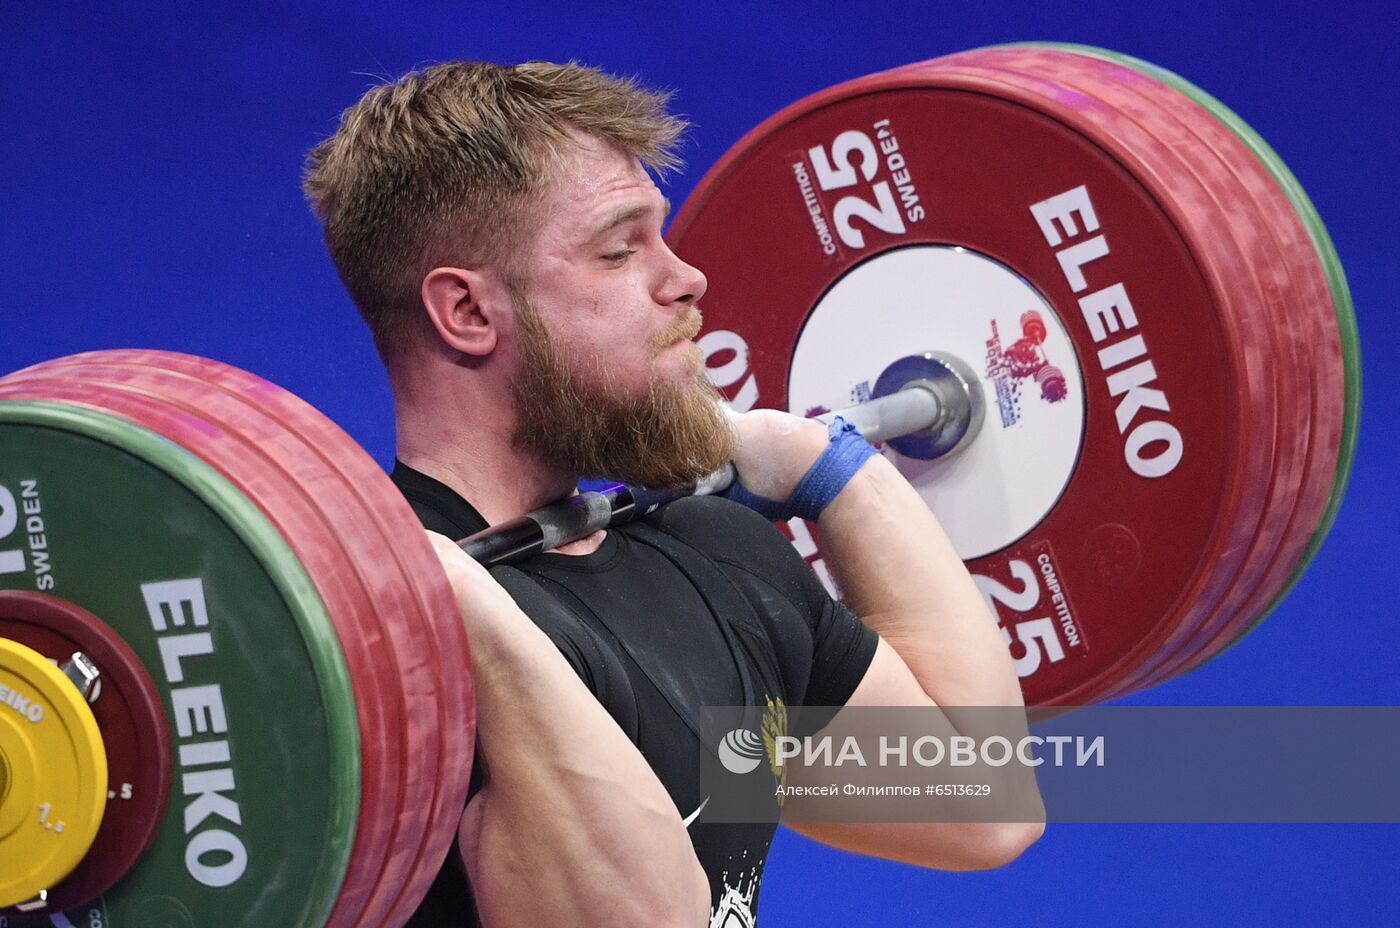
[{"x1": 653, "y1": 308, "x2": 703, "y2": 352}]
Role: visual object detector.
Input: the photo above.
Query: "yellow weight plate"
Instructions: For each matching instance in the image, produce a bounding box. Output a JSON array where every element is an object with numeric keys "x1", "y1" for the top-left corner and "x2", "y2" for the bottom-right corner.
[
  {"x1": 0, "y1": 638, "x2": 107, "y2": 908},
  {"x1": 0, "y1": 742, "x2": 9, "y2": 805}
]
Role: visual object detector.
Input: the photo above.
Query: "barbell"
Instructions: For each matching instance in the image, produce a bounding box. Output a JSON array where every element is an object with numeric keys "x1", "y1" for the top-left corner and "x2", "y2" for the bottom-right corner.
[
  {"x1": 459, "y1": 350, "x2": 983, "y2": 564},
  {"x1": 0, "y1": 43, "x2": 1358, "y2": 928}
]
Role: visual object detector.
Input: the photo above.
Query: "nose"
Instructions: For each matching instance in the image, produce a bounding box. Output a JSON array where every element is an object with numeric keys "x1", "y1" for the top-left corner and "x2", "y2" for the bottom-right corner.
[{"x1": 658, "y1": 246, "x2": 708, "y2": 307}]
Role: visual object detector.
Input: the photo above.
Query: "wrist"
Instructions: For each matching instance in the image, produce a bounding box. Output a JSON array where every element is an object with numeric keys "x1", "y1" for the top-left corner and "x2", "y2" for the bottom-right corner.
[
  {"x1": 785, "y1": 416, "x2": 878, "y2": 519},
  {"x1": 723, "y1": 414, "x2": 878, "y2": 521},
  {"x1": 814, "y1": 451, "x2": 897, "y2": 525}
]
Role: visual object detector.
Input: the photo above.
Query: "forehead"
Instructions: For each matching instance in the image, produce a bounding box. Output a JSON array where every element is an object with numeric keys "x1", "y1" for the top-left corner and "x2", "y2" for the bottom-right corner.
[{"x1": 536, "y1": 135, "x2": 663, "y2": 240}]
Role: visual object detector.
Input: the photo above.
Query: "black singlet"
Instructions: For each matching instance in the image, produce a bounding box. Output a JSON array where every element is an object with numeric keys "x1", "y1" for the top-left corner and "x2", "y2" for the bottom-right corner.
[{"x1": 395, "y1": 463, "x2": 879, "y2": 926}]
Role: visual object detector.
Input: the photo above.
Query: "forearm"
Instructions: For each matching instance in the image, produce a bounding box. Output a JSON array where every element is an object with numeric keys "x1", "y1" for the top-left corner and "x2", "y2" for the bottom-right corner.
[
  {"x1": 817, "y1": 454, "x2": 1024, "y2": 708},
  {"x1": 723, "y1": 417, "x2": 1042, "y2": 868},
  {"x1": 462, "y1": 620, "x2": 709, "y2": 928}
]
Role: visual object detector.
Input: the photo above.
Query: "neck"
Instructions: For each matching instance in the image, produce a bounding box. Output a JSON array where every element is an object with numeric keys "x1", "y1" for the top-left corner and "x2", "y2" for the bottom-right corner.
[{"x1": 392, "y1": 361, "x2": 579, "y2": 527}]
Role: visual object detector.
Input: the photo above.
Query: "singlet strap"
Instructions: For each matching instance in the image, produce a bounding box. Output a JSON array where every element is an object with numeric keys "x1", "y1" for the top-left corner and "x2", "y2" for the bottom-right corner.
[
  {"x1": 502, "y1": 568, "x2": 641, "y2": 741},
  {"x1": 624, "y1": 522, "x2": 764, "y2": 713}
]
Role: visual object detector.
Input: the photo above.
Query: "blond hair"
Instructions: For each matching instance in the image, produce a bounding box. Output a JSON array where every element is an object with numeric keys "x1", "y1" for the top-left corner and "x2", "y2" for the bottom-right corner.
[{"x1": 303, "y1": 60, "x2": 687, "y2": 362}]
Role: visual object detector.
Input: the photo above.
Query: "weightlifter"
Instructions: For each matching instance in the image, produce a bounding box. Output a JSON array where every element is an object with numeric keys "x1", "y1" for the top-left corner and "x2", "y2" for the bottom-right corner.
[{"x1": 303, "y1": 60, "x2": 1043, "y2": 927}]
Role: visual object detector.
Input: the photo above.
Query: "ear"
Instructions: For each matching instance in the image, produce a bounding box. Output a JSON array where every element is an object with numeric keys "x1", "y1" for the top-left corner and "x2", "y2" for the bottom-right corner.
[{"x1": 421, "y1": 266, "x2": 506, "y2": 357}]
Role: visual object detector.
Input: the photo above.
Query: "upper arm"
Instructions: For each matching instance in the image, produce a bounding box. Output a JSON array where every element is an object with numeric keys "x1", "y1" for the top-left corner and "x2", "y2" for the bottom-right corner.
[
  {"x1": 841, "y1": 636, "x2": 936, "y2": 709},
  {"x1": 448, "y1": 571, "x2": 704, "y2": 927}
]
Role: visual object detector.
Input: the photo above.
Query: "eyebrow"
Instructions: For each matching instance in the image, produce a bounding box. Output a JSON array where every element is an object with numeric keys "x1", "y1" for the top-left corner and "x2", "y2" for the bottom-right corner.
[{"x1": 588, "y1": 196, "x2": 672, "y2": 242}]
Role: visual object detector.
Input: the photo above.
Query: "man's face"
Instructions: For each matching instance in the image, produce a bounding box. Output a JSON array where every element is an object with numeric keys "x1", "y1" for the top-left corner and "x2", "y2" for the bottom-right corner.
[{"x1": 506, "y1": 134, "x2": 735, "y2": 488}]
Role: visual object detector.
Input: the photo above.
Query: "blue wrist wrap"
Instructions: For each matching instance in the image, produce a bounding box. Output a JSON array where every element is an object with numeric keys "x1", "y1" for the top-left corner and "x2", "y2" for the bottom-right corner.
[{"x1": 721, "y1": 415, "x2": 877, "y2": 521}]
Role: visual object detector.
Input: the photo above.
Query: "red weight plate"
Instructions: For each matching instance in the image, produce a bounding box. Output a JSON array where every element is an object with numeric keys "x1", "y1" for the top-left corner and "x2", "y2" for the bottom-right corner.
[
  {"x1": 0, "y1": 591, "x2": 172, "y2": 914},
  {"x1": 123, "y1": 353, "x2": 474, "y2": 927},
  {"x1": 1044, "y1": 47, "x2": 1358, "y2": 643},
  {"x1": 942, "y1": 48, "x2": 1319, "y2": 697},
  {"x1": 668, "y1": 53, "x2": 1277, "y2": 706},
  {"x1": 1010, "y1": 49, "x2": 1337, "y2": 691},
  {"x1": 903, "y1": 51, "x2": 1297, "y2": 702},
  {"x1": 1035, "y1": 52, "x2": 1326, "y2": 690},
  {"x1": 5, "y1": 358, "x2": 434, "y2": 927},
  {"x1": 1089, "y1": 66, "x2": 1344, "y2": 677},
  {"x1": 1097, "y1": 145, "x2": 1307, "y2": 687},
  {"x1": 903, "y1": 51, "x2": 1297, "y2": 696},
  {"x1": 0, "y1": 370, "x2": 406, "y2": 926},
  {"x1": 39, "y1": 351, "x2": 474, "y2": 926},
  {"x1": 877, "y1": 48, "x2": 1346, "y2": 695}
]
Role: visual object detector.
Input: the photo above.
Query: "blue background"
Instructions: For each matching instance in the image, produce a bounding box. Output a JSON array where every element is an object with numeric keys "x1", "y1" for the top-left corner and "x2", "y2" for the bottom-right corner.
[{"x1": 3, "y1": 2, "x2": 1396, "y2": 924}]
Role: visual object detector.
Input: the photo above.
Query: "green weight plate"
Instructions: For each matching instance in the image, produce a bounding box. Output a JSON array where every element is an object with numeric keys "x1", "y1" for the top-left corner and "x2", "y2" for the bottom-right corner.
[
  {"x1": 0, "y1": 367, "x2": 409, "y2": 928},
  {"x1": 0, "y1": 399, "x2": 359, "y2": 927},
  {"x1": 72, "y1": 351, "x2": 476, "y2": 926},
  {"x1": 1018, "y1": 42, "x2": 1361, "y2": 642},
  {"x1": 22, "y1": 352, "x2": 472, "y2": 926}
]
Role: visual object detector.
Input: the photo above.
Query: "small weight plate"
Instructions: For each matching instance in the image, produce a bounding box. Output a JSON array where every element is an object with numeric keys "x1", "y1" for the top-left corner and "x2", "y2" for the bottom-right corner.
[
  {"x1": 669, "y1": 48, "x2": 1281, "y2": 705},
  {"x1": 0, "y1": 390, "x2": 360, "y2": 926},
  {"x1": 0, "y1": 591, "x2": 171, "y2": 915},
  {"x1": 0, "y1": 638, "x2": 107, "y2": 908}
]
